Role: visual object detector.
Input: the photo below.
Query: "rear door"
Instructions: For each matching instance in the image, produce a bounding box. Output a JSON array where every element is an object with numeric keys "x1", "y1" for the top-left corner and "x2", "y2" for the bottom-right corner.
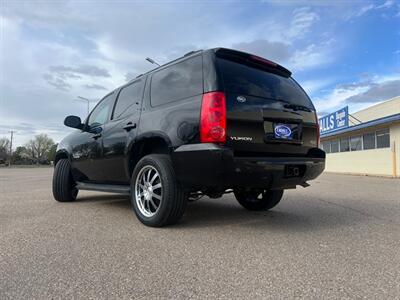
[
  {"x1": 216, "y1": 51, "x2": 319, "y2": 157},
  {"x1": 101, "y1": 78, "x2": 146, "y2": 183}
]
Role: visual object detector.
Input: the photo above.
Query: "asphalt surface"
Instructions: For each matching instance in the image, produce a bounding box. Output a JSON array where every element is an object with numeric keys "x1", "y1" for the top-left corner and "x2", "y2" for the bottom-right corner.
[{"x1": 0, "y1": 168, "x2": 399, "y2": 299}]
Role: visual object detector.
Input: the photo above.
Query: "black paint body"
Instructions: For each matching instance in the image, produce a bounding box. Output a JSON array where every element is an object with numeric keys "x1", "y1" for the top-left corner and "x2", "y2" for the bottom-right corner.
[{"x1": 56, "y1": 48, "x2": 325, "y2": 191}]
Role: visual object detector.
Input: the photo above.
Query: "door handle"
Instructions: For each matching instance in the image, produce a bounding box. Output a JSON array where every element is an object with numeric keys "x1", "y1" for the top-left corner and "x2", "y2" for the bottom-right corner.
[
  {"x1": 92, "y1": 133, "x2": 102, "y2": 140},
  {"x1": 123, "y1": 122, "x2": 137, "y2": 132}
]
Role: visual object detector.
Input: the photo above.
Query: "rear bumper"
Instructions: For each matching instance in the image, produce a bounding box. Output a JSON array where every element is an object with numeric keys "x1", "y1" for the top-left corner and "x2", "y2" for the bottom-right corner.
[{"x1": 171, "y1": 143, "x2": 325, "y2": 190}]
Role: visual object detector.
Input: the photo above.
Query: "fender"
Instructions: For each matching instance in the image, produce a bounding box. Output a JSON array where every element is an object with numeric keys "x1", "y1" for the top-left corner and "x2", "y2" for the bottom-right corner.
[
  {"x1": 124, "y1": 131, "x2": 173, "y2": 177},
  {"x1": 54, "y1": 149, "x2": 71, "y2": 165}
]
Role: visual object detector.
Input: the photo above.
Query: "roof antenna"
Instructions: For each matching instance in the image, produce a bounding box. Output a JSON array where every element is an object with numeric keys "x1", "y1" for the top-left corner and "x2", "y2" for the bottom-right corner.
[{"x1": 146, "y1": 57, "x2": 161, "y2": 67}]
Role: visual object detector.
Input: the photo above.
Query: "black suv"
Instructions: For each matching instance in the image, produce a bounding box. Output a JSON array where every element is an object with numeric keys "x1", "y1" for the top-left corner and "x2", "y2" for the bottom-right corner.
[{"x1": 53, "y1": 48, "x2": 325, "y2": 227}]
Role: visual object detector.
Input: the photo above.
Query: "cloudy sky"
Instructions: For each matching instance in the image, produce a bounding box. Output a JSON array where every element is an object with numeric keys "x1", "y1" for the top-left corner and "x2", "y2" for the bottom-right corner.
[{"x1": 1, "y1": 0, "x2": 399, "y2": 147}]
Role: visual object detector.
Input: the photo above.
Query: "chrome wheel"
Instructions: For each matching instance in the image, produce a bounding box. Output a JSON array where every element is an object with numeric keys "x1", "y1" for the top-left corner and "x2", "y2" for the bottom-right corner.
[{"x1": 135, "y1": 165, "x2": 162, "y2": 217}]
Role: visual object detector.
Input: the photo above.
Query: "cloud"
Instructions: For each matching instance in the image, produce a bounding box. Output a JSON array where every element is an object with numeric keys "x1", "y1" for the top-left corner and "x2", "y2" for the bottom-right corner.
[
  {"x1": 286, "y1": 7, "x2": 320, "y2": 39},
  {"x1": 288, "y1": 40, "x2": 335, "y2": 71},
  {"x1": 231, "y1": 40, "x2": 291, "y2": 63},
  {"x1": 260, "y1": 0, "x2": 350, "y2": 6},
  {"x1": 299, "y1": 78, "x2": 335, "y2": 96},
  {"x1": 313, "y1": 75, "x2": 400, "y2": 113},
  {"x1": 84, "y1": 84, "x2": 108, "y2": 91},
  {"x1": 43, "y1": 65, "x2": 111, "y2": 90},
  {"x1": 43, "y1": 74, "x2": 72, "y2": 91},
  {"x1": 49, "y1": 65, "x2": 110, "y2": 77},
  {"x1": 347, "y1": 0, "x2": 397, "y2": 18},
  {"x1": 345, "y1": 80, "x2": 400, "y2": 103},
  {"x1": 376, "y1": 0, "x2": 395, "y2": 9}
]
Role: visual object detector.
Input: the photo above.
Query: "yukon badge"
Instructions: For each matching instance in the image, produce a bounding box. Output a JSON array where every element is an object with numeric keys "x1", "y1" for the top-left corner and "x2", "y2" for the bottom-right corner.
[
  {"x1": 230, "y1": 136, "x2": 253, "y2": 141},
  {"x1": 236, "y1": 95, "x2": 246, "y2": 103}
]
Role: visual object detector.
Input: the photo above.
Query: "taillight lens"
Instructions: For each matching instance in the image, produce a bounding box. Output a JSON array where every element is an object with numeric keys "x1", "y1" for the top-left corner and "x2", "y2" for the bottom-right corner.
[{"x1": 200, "y1": 92, "x2": 226, "y2": 143}]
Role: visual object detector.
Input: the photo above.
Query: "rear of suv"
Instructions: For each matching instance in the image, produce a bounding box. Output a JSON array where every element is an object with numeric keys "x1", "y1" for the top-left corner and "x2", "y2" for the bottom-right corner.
[{"x1": 53, "y1": 48, "x2": 325, "y2": 227}]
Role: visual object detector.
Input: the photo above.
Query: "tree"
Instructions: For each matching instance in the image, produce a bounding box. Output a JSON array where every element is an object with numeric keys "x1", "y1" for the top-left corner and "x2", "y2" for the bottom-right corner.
[
  {"x1": 47, "y1": 143, "x2": 58, "y2": 162},
  {"x1": 0, "y1": 137, "x2": 10, "y2": 153},
  {"x1": 0, "y1": 137, "x2": 10, "y2": 162},
  {"x1": 25, "y1": 134, "x2": 55, "y2": 164},
  {"x1": 11, "y1": 146, "x2": 29, "y2": 164}
]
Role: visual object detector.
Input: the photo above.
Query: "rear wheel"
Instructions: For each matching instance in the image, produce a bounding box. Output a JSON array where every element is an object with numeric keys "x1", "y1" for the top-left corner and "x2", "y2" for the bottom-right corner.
[
  {"x1": 234, "y1": 189, "x2": 283, "y2": 211},
  {"x1": 131, "y1": 154, "x2": 187, "y2": 227},
  {"x1": 52, "y1": 159, "x2": 78, "y2": 202}
]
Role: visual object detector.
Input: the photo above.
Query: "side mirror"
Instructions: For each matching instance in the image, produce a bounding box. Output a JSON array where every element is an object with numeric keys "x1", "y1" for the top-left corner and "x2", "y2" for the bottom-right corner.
[{"x1": 64, "y1": 115, "x2": 83, "y2": 130}]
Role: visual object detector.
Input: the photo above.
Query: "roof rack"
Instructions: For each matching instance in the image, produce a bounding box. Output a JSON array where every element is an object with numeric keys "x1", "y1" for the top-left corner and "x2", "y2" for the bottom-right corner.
[{"x1": 183, "y1": 50, "x2": 202, "y2": 57}]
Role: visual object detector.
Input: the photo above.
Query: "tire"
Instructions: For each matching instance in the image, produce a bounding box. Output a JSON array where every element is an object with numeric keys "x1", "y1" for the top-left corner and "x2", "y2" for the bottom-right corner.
[
  {"x1": 52, "y1": 159, "x2": 78, "y2": 202},
  {"x1": 130, "y1": 154, "x2": 187, "y2": 227},
  {"x1": 234, "y1": 189, "x2": 284, "y2": 211}
]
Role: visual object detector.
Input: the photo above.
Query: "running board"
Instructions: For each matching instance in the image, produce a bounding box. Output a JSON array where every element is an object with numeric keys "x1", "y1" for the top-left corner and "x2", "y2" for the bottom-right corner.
[{"x1": 76, "y1": 182, "x2": 131, "y2": 195}]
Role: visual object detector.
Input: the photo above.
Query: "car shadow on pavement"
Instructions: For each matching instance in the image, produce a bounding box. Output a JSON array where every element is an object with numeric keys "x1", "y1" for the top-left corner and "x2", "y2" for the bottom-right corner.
[
  {"x1": 180, "y1": 198, "x2": 362, "y2": 232},
  {"x1": 73, "y1": 194, "x2": 362, "y2": 232}
]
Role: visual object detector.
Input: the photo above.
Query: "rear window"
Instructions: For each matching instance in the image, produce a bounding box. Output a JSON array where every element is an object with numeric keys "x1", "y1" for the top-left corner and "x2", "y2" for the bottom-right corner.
[
  {"x1": 217, "y1": 58, "x2": 314, "y2": 109},
  {"x1": 150, "y1": 55, "x2": 203, "y2": 107}
]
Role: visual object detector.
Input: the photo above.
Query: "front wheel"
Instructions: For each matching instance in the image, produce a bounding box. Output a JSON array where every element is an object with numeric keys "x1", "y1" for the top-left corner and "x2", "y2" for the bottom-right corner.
[
  {"x1": 234, "y1": 189, "x2": 284, "y2": 211},
  {"x1": 52, "y1": 159, "x2": 78, "y2": 202},
  {"x1": 130, "y1": 154, "x2": 187, "y2": 227}
]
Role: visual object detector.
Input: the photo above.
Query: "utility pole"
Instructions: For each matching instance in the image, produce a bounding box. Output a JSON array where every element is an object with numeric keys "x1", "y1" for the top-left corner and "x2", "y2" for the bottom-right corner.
[
  {"x1": 76, "y1": 96, "x2": 94, "y2": 116},
  {"x1": 9, "y1": 130, "x2": 15, "y2": 166}
]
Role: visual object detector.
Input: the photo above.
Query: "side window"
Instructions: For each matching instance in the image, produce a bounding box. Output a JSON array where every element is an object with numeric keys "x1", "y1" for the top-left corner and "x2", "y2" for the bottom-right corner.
[
  {"x1": 150, "y1": 55, "x2": 203, "y2": 107},
  {"x1": 363, "y1": 132, "x2": 376, "y2": 150},
  {"x1": 376, "y1": 128, "x2": 390, "y2": 148},
  {"x1": 88, "y1": 93, "x2": 114, "y2": 127},
  {"x1": 350, "y1": 136, "x2": 362, "y2": 151},
  {"x1": 321, "y1": 141, "x2": 330, "y2": 153},
  {"x1": 330, "y1": 139, "x2": 339, "y2": 153},
  {"x1": 113, "y1": 80, "x2": 145, "y2": 120},
  {"x1": 340, "y1": 137, "x2": 350, "y2": 152}
]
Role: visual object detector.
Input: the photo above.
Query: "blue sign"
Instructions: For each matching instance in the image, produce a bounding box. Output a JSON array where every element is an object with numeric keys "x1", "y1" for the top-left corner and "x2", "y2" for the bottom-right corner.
[{"x1": 319, "y1": 106, "x2": 349, "y2": 134}]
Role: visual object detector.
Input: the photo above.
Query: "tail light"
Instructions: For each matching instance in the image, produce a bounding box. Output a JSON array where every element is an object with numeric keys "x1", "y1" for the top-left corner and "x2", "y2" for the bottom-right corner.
[{"x1": 200, "y1": 92, "x2": 226, "y2": 143}]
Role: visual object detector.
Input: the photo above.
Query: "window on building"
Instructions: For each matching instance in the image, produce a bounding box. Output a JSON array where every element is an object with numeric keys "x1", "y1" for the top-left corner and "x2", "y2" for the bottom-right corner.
[
  {"x1": 322, "y1": 141, "x2": 331, "y2": 153},
  {"x1": 331, "y1": 139, "x2": 339, "y2": 153},
  {"x1": 376, "y1": 129, "x2": 390, "y2": 148},
  {"x1": 340, "y1": 137, "x2": 350, "y2": 152},
  {"x1": 363, "y1": 132, "x2": 376, "y2": 150},
  {"x1": 350, "y1": 136, "x2": 362, "y2": 151}
]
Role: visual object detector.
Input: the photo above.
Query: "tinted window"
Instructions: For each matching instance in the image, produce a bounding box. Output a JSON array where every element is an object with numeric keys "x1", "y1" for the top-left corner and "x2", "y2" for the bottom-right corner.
[
  {"x1": 350, "y1": 136, "x2": 362, "y2": 151},
  {"x1": 321, "y1": 141, "x2": 330, "y2": 153},
  {"x1": 331, "y1": 139, "x2": 339, "y2": 153},
  {"x1": 113, "y1": 80, "x2": 145, "y2": 119},
  {"x1": 363, "y1": 132, "x2": 376, "y2": 150},
  {"x1": 151, "y1": 56, "x2": 203, "y2": 106},
  {"x1": 217, "y1": 58, "x2": 314, "y2": 109},
  {"x1": 88, "y1": 94, "x2": 114, "y2": 127},
  {"x1": 376, "y1": 128, "x2": 390, "y2": 148},
  {"x1": 340, "y1": 137, "x2": 350, "y2": 152}
]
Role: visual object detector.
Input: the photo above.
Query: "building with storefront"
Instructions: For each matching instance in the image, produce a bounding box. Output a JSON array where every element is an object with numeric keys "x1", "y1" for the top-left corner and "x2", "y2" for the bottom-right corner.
[{"x1": 319, "y1": 96, "x2": 400, "y2": 177}]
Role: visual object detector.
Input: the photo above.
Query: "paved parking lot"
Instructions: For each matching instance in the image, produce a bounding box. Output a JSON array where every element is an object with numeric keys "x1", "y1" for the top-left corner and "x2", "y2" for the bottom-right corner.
[{"x1": 0, "y1": 168, "x2": 399, "y2": 299}]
